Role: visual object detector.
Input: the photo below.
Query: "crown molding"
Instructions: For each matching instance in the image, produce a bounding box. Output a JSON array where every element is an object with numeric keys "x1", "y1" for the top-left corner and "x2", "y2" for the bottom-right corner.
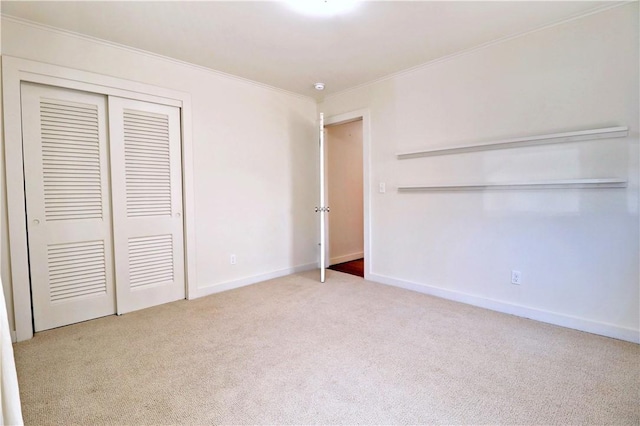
[
  {"x1": 0, "y1": 14, "x2": 316, "y2": 103},
  {"x1": 322, "y1": 1, "x2": 632, "y2": 102},
  {"x1": 1, "y1": 1, "x2": 632, "y2": 106}
]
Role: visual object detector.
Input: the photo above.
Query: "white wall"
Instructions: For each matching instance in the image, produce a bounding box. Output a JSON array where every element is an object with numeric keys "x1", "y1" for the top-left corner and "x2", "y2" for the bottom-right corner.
[
  {"x1": 0, "y1": 55, "x2": 15, "y2": 339},
  {"x1": 327, "y1": 120, "x2": 364, "y2": 265},
  {"x1": 320, "y1": 4, "x2": 640, "y2": 342},
  {"x1": 0, "y1": 18, "x2": 319, "y2": 332},
  {"x1": 0, "y1": 46, "x2": 24, "y2": 419}
]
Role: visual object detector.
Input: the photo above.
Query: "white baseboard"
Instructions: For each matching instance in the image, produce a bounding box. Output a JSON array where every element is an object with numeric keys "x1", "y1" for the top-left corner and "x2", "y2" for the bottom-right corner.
[
  {"x1": 193, "y1": 262, "x2": 317, "y2": 298},
  {"x1": 330, "y1": 252, "x2": 364, "y2": 266},
  {"x1": 369, "y1": 273, "x2": 640, "y2": 344}
]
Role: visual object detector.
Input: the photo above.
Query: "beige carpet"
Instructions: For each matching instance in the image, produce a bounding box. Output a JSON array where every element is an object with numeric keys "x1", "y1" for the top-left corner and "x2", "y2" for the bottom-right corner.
[{"x1": 13, "y1": 270, "x2": 640, "y2": 425}]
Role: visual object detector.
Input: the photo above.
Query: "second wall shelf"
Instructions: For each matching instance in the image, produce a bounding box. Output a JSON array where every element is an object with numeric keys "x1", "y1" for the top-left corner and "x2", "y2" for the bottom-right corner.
[
  {"x1": 396, "y1": 126, "x2": 629, "y2": 159},
  {"x1": 397, "y1": 178, "x2": 628, "y2": 192}
]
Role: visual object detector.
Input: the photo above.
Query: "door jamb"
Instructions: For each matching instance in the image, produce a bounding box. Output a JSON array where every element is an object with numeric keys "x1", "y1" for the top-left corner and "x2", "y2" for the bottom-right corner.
[
  {"x1": 2, "y1": 56, "x2": 197, "y2": 341},
  {"x1": 323, "y1": 109, "x2": 371, "y2": 280}
]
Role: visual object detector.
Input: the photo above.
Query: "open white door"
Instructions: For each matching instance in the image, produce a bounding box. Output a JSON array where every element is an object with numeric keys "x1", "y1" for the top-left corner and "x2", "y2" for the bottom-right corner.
[
  {"x1": 108, "y1": 97, "x2": 185, "y2": 314},
  {"x1": 317, "y1": 113, "x2": 328, "y2": 282}
]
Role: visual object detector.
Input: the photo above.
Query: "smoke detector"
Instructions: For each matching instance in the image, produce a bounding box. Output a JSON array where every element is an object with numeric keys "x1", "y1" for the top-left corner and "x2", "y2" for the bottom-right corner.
[{"x1": 314, "y1": 82, "x2": 325, "y2": 91}]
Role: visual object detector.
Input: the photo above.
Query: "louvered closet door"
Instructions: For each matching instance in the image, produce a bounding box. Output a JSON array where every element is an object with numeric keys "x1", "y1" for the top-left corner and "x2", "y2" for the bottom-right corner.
[
  {"x1": 108, "y1": 97, "x2": 185, "y2": 314},
  {"x1": 21, "y1": 83, "x2": 116, "y2": 331}
]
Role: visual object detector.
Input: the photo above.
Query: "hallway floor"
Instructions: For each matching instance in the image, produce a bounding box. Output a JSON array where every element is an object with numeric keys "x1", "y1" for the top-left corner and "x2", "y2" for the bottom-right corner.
[{"x1": 328, "y1": 258, "x2": 364, "y2": 278}]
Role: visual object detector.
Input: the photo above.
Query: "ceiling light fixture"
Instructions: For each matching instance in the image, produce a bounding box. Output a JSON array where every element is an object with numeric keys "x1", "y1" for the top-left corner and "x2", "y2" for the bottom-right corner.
[
  {"x1": 314, "y1": 82, "x2": 325, "y2": 91},
  {"x1": 285, "y1": 0, "x2": 360, "y2": 17}
]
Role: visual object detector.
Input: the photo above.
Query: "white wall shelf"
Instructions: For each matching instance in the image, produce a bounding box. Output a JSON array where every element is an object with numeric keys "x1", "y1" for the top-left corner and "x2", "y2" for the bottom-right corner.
[
  {"x1": 396, "y1": 126, "x2": 629, "y2": 159},
  {"x1": 397, "y1": 178, "x2": 627, "y2": 192}
]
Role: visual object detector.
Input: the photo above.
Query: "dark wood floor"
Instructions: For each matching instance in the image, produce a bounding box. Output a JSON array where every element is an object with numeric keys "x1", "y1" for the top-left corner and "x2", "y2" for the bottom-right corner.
[{"x1": 328, "y1": 258, "x2": 364, "y2": 278}]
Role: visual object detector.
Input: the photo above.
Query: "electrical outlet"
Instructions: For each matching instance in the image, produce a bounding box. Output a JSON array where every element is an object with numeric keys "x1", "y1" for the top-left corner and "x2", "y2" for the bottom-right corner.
[
  {"x1": 511, "y1": 270, "x2": 521, "y2": 285},
  {"x1": 379, "y1": 182, "x2": 386, "y2": 193},
  {"x1": 230, "y1": 254, "x2": 236, "y2": 265}
]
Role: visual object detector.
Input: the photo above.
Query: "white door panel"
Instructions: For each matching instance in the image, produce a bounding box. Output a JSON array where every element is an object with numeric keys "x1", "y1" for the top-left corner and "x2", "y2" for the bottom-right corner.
[
  {"x1": 21, "y1": 83, "x2": 116, "y2": 331},
  {"x1": 318, "y1": 113, "x2": 327, "y2": 282},
  {"x1": 108, "y1": 97, "x2": 185, "y2": 314}
]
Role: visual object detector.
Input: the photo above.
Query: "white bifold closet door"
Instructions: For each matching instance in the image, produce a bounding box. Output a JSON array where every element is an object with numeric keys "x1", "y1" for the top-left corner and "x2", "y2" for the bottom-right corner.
[
  {"x1": 21, "y1": 83, "x2": 185, "y2": 331},
  {"x1": 107, "y1": 97, "x2": 185, "y2": 315},
  {"x1": 22, "y1": 83, "x2": 116, "y2": 331}
]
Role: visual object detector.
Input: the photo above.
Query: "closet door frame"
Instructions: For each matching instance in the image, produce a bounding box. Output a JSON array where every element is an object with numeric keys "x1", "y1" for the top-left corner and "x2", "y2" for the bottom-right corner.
[{"x1": 2, "y1": 56, "x2": 197, "y2": 341}]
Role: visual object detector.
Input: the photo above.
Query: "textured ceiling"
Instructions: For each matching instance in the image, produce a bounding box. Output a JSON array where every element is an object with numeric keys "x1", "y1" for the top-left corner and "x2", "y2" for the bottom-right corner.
[{"x1": 1, "y1": 1, "x2": 615, "y2": 99}]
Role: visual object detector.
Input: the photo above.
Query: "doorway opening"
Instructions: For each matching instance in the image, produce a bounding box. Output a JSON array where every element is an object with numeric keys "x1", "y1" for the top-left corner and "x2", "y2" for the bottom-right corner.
[{"x1": 325, "y1": 118, "x2": 364, "y2": 278}]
